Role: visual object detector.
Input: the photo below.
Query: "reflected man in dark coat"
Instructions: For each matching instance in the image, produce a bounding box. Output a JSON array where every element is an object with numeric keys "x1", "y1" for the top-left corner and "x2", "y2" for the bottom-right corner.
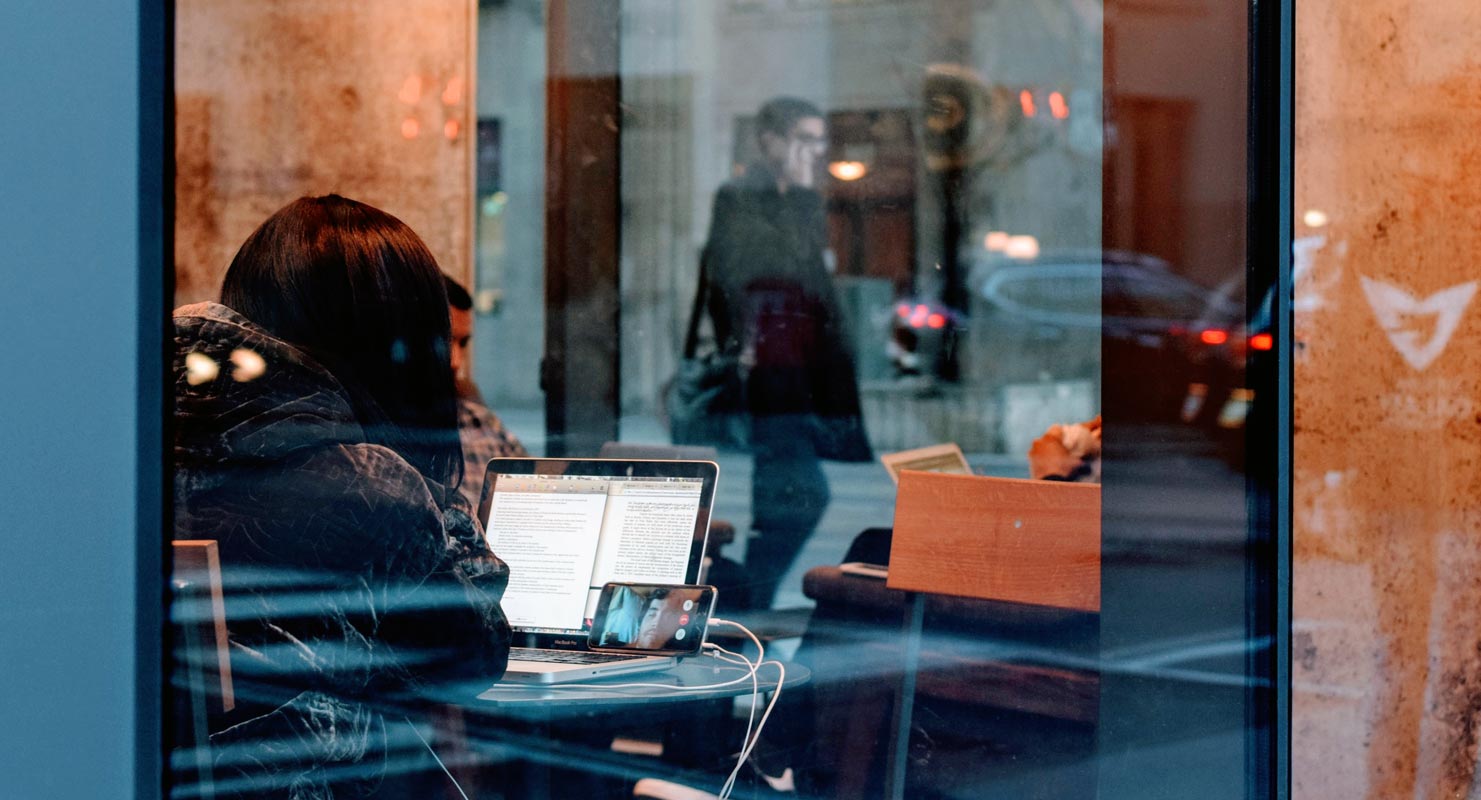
[{"x1": 703, "y1": 97, "x2": 871, "y2": 608}]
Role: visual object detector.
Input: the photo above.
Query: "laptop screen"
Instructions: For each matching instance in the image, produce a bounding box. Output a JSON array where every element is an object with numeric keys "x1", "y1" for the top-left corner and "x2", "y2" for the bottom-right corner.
[{"x1": 478, "y1": 459, "x2": 715, "y2": 640}]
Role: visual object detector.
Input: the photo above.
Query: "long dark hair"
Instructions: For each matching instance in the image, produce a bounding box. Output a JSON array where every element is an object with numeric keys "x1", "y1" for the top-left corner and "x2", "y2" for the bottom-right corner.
[{"x1": 221, "y1": 195, "x2": 462, "y2": 489}]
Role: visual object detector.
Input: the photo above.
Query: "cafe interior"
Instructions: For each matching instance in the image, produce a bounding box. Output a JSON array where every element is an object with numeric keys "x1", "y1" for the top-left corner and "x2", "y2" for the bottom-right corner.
[{"x1": 159, "y1": 1, "x2": 1282, "y2": 798}]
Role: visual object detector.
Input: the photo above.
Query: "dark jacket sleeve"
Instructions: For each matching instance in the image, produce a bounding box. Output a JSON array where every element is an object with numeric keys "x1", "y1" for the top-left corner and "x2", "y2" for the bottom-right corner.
[
  {"x1": 703, "y1": 186, "x2": 746, "y2": 355},
  {"x1": 192, "y1": 443, "x2": 511, "y2": 705},
  {"x1": 698, "y1": 182, "x2": 872, "y2": 460}
]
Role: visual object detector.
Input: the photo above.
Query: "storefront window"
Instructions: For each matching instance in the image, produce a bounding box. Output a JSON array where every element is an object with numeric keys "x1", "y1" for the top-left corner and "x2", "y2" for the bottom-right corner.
[{"x1": 166, "y1": 1, "x2": 1279, "y2": 797}]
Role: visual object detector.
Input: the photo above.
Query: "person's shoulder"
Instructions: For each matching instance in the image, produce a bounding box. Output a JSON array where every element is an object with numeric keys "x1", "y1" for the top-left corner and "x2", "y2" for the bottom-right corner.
[
  {"x1": 258, "y1": 442, "x2": 444, "y2": 540},
  {"x1": 458, "y1": 395, "x2": 496, "y2": 426},
  {"x1": 459, "y1": 398, "x2": 529, "y2": 457},
  {"x1": 329, "y1": 442, "x2": 441, "y2": 506},
  {"x1": 712, "y1": 181, "x2": 747, "y2": 209},
  {"x1": 716, "y1": 167, "x2": 778, "y2": 201},
  {"x1": 176, "y1": 440, "x2": 448, "y2": 574},
  {"x1": 173, "y1": 300, "x2": 243, "y2": 324},
  {"x1": 173, "y1": 302, "x2": 280, "y2": 350}
]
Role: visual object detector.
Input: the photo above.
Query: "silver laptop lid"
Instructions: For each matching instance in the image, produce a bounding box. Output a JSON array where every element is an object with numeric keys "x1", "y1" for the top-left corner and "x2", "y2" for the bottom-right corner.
[{"x1": 476, "y1": 458, "x2": 718, "y2": 650}]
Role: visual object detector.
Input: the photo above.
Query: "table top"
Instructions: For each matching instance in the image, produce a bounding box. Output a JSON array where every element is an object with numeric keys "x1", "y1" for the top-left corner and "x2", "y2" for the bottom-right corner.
[{"x1": 471, "y1": 654, "x2": 808, "y2": 714}]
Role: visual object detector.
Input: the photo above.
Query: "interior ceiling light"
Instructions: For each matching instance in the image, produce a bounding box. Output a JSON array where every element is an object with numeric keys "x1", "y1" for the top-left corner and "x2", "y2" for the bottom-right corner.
[{"x1": 828, "y1": 161, "x2": 868, "y2": 181}]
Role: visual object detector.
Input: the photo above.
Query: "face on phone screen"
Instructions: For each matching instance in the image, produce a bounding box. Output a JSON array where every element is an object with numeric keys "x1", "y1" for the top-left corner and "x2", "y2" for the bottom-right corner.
[{"x1": 588, "y1": 583, "x2": 715, "y2": 655}]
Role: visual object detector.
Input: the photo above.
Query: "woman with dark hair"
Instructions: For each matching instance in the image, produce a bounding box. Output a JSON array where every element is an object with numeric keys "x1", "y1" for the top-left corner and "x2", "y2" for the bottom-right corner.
[{"x1": 173, "y1": 195, "x2": 510, "y2": 798}]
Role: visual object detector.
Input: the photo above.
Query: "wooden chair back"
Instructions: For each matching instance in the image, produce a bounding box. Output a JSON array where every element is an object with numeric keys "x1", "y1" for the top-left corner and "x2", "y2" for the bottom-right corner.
[
  {"x1": 888, "y1": 471, "x2": 1100, "y2": 612},
  {"x1": 172, "y1": 539, "x2": 234, "y2": 713}
]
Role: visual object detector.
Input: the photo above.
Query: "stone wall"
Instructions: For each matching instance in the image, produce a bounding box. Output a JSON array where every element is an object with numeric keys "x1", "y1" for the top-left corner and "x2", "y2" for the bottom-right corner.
[
  {"x1": 1293, "y1": 2, "x2": 1481, "y2": 797},
  {"x1": 174, "y1": 0, "x2": 474, "y2": 306}
]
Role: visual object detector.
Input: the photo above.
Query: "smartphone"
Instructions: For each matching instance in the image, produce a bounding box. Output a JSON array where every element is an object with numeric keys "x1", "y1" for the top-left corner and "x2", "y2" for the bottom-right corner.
[{"x1": 587, "y1": 582, "x2": 717, "y2": 657}]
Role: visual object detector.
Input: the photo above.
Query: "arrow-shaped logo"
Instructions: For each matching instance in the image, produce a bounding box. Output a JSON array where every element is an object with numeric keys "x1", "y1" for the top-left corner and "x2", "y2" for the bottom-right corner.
[{"x1": 1359, "y1": 276, "x2": 1477, "y2": 371}]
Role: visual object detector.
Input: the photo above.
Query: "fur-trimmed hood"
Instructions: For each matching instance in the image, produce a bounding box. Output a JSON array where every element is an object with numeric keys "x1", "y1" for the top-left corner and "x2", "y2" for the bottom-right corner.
[{"x1": 172, "y1": 302, "x2": 510, "y2": 797}]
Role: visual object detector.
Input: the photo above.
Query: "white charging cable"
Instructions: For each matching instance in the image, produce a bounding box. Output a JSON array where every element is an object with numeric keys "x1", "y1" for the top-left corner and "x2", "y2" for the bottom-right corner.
[
  {"x1": 404, "y1": 715, "x2": 472, "y2": 800},
  {"x1": 537, "y1": 617, "x2": 786, "y2": 800},
  {"x1": 706, "y1": 618, "x2": 786, "y2": 800},
  {"x1": 705, "y1": 640, "x2": 761, "y2": 782}
]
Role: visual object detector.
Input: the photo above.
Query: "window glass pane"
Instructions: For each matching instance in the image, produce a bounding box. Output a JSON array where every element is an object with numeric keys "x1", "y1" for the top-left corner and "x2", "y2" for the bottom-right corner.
[
  {"x1": 166, "y1": 0, "x2": 1274, "y2": 797},
  {"x1": 471, "y1": 3, "x2": 548, "y2": 456},
  {"x1": 616, "y1": 1, "x2": 1108, "y2": 613}
]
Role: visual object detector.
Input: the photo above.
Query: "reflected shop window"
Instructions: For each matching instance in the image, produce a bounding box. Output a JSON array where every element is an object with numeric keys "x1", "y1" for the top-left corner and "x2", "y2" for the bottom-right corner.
[{"x1": 167, "y1": 1, "x2": 1277, "y2": 799}]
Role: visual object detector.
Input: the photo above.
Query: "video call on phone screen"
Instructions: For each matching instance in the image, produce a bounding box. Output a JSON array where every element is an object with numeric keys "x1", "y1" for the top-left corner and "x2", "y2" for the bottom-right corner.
[{"x1": 592, "y1": 585, "x2": 711, "y2": 652}]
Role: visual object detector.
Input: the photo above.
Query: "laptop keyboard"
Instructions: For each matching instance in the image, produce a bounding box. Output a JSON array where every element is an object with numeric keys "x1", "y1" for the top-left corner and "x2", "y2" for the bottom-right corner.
[{"x1": 511, "y1": 647, "x2": 646, "y2": 664}]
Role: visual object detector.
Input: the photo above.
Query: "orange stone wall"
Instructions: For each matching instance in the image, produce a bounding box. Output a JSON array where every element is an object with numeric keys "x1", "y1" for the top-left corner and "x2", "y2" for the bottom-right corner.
[
  {"x1": 174, "y1": 0, "x2": 475, "y2": 305},
  {"x1": 1293, "y1": 2, "x2": 1481, "y2": 797}
]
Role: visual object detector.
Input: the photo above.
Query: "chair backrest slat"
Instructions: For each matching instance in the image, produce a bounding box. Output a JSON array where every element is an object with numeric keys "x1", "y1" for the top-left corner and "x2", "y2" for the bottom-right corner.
[
  {"x1": 172, "y1": 539, "x2": 234, "y2": 713},
  {"x1": 887, "y1": 472, "x2": 1100, "y2": 612}
]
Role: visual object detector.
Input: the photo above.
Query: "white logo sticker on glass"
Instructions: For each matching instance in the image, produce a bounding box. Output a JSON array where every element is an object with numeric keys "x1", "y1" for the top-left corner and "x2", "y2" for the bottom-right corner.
[{"x1": 1359, "y1": 276, "x2": 1477, "y2": 371}]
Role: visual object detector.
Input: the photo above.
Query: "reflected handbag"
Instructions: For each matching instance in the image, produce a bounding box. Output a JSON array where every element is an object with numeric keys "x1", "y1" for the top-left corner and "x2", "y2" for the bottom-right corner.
[
  {"x1": 666, "y1": 253, "x2": 749, "y2": 451},
  {"x1": 669, "y1": 352, "x2": 748, "y2": 450}
]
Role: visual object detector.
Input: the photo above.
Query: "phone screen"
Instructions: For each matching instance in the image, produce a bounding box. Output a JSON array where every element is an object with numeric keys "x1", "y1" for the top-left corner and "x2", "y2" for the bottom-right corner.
[{"x1": 587, "y1": 583, "x2": 716, "y2": 656}]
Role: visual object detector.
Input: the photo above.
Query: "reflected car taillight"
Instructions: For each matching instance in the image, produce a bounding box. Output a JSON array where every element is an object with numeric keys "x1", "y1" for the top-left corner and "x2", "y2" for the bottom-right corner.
[
  {"x1": 1199, "y1": 329, "x2": 1230, "y2": 345},
  {"x1": 1248, "y1": 332, "x2": 1273, "y2": 351}
]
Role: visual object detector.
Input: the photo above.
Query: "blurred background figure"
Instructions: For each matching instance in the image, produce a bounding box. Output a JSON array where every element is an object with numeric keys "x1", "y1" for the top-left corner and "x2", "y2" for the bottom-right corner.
[
  {"x1": 700, "y1": 97, "x2": 872, "y2": 609},
  {"x1": 445, "y1": 274, "x2": 528, "y2": 508}
]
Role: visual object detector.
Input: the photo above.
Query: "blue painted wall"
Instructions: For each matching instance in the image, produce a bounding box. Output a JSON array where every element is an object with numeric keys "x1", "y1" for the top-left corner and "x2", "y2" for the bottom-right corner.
[{"x1": 0, "y1": 1, "x2": 151, "y2": 796}]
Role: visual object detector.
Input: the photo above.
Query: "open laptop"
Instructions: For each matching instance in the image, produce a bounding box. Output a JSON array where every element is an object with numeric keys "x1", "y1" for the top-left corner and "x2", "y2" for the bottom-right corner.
[{"x1": 476, "y1": 457, "x2": 718, "y2": 684}]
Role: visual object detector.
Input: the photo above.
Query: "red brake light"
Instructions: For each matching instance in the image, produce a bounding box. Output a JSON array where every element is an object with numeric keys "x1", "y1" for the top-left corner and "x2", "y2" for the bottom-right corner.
[
  {"x1": 1048, "y1": 91, "x2": 1069, "y2": 120},
  {"x1": 1019, "y1": 90, "x2": 1037, "y2": 118},
  {"x1": 896, "y1": 304, "x2": 911, "y2": 318},
  {"x1": 1199, "y1": 329, "x2": 1230, "y2": 345},
  {"x1": 926, "y1": 313, "x2": 947, "y2": 329},
  {"x1": 1249, "y1": 332, "x2": 1273, "y2": 351}
]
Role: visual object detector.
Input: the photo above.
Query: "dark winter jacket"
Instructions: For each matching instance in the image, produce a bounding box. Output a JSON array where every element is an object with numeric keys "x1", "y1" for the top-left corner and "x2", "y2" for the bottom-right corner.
[
  {"x1": 172, "y1": 302, "x2": 511, "y2": 797},
  {"x1": 703, "y1": 165, "x2": 872, "y2": 461}
]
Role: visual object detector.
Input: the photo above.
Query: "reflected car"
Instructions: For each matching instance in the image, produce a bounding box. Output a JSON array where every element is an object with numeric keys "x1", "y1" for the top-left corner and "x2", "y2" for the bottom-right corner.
[
  {"x1": 887, "y1": 297, "x2": 964, "y2": 376},
  {"x1": 1173, "y1": 274, "x2": 1270, "y2": 433},
  {"x1": 968, "y1": 250, "x2": 1242, "y2": 418}
]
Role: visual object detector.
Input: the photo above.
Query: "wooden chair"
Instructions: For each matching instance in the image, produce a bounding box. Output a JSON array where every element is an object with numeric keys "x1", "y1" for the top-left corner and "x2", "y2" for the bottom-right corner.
[
  {"x1": 883, "y1": 471, "x2": 1100, "y2": 798},
  {"x1": 171, "y1": 539, "x2": 233, "y2": 799},
  {"x1": 794, "y1": 472, "x2": 1101, "y2": 798}
]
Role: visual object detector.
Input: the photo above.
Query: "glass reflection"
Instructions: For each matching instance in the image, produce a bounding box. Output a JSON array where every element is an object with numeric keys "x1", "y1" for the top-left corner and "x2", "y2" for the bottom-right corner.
[{"x1": 166, "y1": 0, "x2": 1274, "y2": 796}]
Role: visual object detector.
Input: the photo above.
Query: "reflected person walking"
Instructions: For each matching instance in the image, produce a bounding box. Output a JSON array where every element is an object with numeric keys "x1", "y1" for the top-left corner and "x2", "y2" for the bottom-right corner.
[{"x1": 701, "y1": 97, "x2": 871, "y2": 608}]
